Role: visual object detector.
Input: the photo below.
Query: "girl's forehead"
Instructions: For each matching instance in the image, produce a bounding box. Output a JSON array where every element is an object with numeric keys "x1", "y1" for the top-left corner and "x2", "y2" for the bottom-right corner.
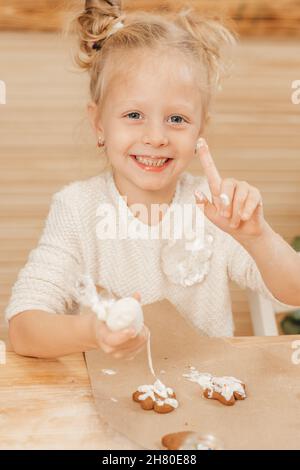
[
  {"x1": 126, "y1": 51, "x2": 195, "y2": 82},
  {"x1": 105, "y1": 53, "x2": 200, "y2": 105}
]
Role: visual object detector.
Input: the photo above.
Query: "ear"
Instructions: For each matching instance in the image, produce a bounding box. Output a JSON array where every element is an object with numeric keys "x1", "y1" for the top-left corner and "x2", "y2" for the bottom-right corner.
[{"x1": 87, "y1": 101, "x2": 104, "y2": 135}]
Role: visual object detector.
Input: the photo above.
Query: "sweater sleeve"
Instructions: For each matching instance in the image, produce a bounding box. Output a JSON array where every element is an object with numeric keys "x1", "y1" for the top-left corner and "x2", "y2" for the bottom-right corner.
[
  {"x1": 4, "y1": 191, "x2": 83, "y2": 324},
  {"x1": 226, "y1": 233, "x2": 300, "y2": 310}
]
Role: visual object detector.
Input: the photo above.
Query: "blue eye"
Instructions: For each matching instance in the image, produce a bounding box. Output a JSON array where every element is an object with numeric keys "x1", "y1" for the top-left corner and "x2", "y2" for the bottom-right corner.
[
  {"x1": 126, "y1": 112, "x2": 141, "y2": 120},
  {"x1": 124, "y1": 112, "x2": 187, "y2": 123},
  {"x1": 169, "y1": 115, "x2": 186, "y2": 124}
]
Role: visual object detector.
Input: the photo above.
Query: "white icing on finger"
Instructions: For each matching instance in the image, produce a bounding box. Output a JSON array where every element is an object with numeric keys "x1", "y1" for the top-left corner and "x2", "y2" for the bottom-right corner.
[{"x1": 219, "y1": 193, "x2": 230, "y2": 207}]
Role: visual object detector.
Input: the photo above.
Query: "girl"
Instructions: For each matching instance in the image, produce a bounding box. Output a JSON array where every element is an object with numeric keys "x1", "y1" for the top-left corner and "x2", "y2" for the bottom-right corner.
[{"x1": 5, "y1": 0, "x2": 300, "y2": 359}]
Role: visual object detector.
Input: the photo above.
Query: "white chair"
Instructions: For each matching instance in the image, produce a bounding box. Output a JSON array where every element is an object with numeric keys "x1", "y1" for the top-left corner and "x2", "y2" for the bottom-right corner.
[{"x1": 246, "y1": 289, "x2": 297, "y2": 336}]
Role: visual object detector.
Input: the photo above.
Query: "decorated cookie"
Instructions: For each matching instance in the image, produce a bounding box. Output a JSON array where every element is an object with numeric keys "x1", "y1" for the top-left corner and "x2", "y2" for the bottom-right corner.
[
  {"x1": 183, "y1": 369, "x2": 247, "y2": 406},
  {"x1": 162, "y1": 432, "x2": 195, "y2": 450},
  {"x1": 203, "y1": 376, "x2": 246, "y2": 406},
  {"x1": 162, "y1": 432, "x2": 217, "y2": 450},
  {"x1": 132, "y1": 379, "x2": 178, "y2": 414}
]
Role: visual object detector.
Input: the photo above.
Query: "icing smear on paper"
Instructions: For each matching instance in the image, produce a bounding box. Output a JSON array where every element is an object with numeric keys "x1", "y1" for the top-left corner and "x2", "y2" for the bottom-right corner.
[{"x1": 101, "y1": 369, "x2": 117, "y2": 376}]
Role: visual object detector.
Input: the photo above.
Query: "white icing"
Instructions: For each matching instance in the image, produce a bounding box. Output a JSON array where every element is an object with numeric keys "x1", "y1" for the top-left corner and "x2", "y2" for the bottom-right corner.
[
  {"x1": 137, "y1": 384, "x2": 156, "y2": 402},
  {"x1": 146, "y1": 330, "x2": 158, "y2": 379},
  {"x1": 183, "y1": 369, "x2": 246, "y2": 401},
  {"x1": 106, "y1": 297, "x2": 144, "y2": 334},
  {"x1": 210, "y1": 376, "x2": 246, "y2": 401},
  {"x1": 183, "y1": 371, "x2": 212, "y2": 389},
  {"x1": 179, "y1": 434, "x2": 214, "y2": 450},
  {"x1": 164, "y1": 398, "x2": 179, "y2": 408},
  {"x1": 197, "y1": 443, "x2": 212, "y2": 450},
  {"x1": 76, "y1": 274, "x2": 112, "y2": 321},
  {"x1": 136, "y1": 380, "x2": 178, "y2": 409},
  {"x1": 156, "y1": 399, "x2": 165, "y2": 406},
  {"x1": 155, "y1": 397, "x2": 178, "y2": 408},
  {"x1": 75, "y1": 274, "x2": 144, "y2": 335},
  {"x1": 219, "y1": 193, "x2": 230, "y2": 207},
  {"x1": 161, "y1": 232, "x2": 214, "y2": 287},
  {"x1": 153, "y1": 379, "x2": 173, "y2": 398},
  {"x1": 101, "y1": 369, "x2": 117, "y2": 375}
]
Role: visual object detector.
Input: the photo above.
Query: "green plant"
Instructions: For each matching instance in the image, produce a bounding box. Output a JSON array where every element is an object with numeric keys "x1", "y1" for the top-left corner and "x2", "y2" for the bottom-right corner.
[{"x1": 291, "y1": 236, "x2": 300, "y2": 252}]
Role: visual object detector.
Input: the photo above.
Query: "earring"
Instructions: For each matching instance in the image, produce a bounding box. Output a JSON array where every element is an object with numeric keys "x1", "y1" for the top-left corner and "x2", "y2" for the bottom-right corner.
[{"x1": 97, "y1": 136, "x2": 105, "y2": 148}]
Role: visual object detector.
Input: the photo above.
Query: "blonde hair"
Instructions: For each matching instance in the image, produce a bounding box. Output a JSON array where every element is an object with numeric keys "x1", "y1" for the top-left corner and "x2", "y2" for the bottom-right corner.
[{"x1": 67, "y1": 0, "x2": 237, "y2": 169}]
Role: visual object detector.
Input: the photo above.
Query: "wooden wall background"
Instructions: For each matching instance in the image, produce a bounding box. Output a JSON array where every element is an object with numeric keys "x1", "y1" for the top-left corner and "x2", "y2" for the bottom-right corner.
[
  {"x1": 1, "y1": 1, "x2": 300, "y2": 341},
  {"x1": 0, "y1": 0, "x2": 300, "y2": 36}
]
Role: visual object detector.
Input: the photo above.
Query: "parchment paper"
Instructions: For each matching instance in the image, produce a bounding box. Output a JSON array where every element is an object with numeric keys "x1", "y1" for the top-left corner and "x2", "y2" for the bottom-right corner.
[{"x1": 85, "y1": 299, "x2": 300, "y2": 450}]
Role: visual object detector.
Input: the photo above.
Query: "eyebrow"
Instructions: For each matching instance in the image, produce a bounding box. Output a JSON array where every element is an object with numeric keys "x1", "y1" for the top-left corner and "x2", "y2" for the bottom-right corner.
[{"x1": 117, "y1": 100, "x2": 195, "y2": 113}]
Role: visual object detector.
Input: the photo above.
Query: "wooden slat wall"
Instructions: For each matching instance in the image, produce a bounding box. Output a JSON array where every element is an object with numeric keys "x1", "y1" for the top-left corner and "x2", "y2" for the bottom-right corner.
[
  {"x1": 0, "y1": 0, "x2": 300, "y2": 36},
  {"x1": 0, "y1": 32, "x2": 300, "y2": 339}
]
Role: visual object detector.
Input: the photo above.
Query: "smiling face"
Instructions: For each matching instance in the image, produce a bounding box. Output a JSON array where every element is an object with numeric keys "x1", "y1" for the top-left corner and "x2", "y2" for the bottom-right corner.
[{"x1": 88, "y1": 49, "x2": 203, "y2": 203}]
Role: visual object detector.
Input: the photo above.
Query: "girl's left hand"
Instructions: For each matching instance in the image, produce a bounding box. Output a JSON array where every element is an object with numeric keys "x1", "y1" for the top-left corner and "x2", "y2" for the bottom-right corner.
[{"x1": 194, "y1": 139, "x2": 269, "y2": 241}]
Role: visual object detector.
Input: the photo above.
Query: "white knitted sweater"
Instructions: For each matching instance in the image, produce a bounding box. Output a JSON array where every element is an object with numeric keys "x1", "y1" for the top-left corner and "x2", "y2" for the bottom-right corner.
[{"x1": 5, "y1": 170, "x2": 295, "y2": 336}]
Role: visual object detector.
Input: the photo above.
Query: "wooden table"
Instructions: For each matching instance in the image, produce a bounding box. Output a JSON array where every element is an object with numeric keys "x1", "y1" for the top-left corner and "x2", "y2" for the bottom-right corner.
[
  {"x1": 0, "y1": 336, "x2": 299, "y2": 450},
  {"x1": 0, "y1": 345, "x2": 137, "y2": 449}
]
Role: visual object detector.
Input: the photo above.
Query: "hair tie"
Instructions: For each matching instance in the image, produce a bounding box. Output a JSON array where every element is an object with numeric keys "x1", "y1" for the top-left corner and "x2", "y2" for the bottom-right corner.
[
  {"x1": 107, "y1": 20, "x2": 124, "y2": 37},
  {"x1": 92, "y1": 19, "x2": 124, "y2": 50}
]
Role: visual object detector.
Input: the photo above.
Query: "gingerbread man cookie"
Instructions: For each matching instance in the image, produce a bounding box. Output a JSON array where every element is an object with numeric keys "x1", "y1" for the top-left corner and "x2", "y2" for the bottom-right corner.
[
  {"x1": 203, "y1": 375, "x2": 246, "y2": 406},
  {"x1": 132, "y1": 379, "x2": 178, "y2": 413},
  {"x1": 183, "y1": 369, "x2": 246, "y2": 406}
]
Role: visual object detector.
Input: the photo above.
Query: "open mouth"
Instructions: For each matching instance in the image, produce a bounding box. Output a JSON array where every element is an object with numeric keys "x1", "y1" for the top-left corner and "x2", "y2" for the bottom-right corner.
[{"x1": 130, "y1": 155, "x2": 173, "y2": 171}]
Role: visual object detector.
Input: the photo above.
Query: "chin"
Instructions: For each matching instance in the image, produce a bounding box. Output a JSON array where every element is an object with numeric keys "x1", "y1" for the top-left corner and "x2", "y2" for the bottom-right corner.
[{"x1": 134, "y1": 178, "x2": 170, "y2": 192}]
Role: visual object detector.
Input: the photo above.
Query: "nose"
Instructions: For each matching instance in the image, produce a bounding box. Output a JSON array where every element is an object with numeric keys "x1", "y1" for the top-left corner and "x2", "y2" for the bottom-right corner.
[{"x1": 142, "y1": 122, "x2": 169, "y2": 147}]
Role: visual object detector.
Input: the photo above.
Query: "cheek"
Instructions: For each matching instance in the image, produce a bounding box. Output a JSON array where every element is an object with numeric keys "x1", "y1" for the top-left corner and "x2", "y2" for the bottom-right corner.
[
  {"x1": 106, "y1": 132, "x2": 131, "y2": 160},
  {"x1": 174, "y1": 129, "x2": 196, "y2": 149},
  {"x1": 176, "y1": 138, "x2": 196, "y2": 163}
]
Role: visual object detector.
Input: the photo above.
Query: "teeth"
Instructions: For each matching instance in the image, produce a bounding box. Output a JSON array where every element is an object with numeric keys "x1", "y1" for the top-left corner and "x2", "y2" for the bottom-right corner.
[{"x1": 134, "y1": 156, "x2": 168, "y2": 167}]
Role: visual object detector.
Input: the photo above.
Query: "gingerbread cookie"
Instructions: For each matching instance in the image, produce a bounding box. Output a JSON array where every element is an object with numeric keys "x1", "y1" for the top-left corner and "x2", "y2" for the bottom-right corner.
[
  {"x1": 183, "y1": 369, "x2": 246, "y2": 406},
  {"x1": 203, "y1": 376, "x2": 246, "y2": 406},
  {"x1": 162, "y1": 432, "x2": 215, "y2": 450},
  {"x1": 133, "y1": 379, "x2": 178, "y2": 413},
  {"x1": 162, "y1": 432, "x2": 195, "y2": 450}
]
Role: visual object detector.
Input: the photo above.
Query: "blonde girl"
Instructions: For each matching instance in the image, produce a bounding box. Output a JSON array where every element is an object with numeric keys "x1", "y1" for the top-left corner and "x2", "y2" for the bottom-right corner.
[{"x1": 5, "y1": 0, "x2": 300, "y2": 359}]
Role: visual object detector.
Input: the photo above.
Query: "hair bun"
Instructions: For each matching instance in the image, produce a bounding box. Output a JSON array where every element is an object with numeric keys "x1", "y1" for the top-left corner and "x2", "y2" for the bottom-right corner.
[
  {"x1": 72, "y1": 0, "x2": 122, "y2": 69},
  {"x1": 85, "y1": 0, "x2": 121, "y2": 13}
]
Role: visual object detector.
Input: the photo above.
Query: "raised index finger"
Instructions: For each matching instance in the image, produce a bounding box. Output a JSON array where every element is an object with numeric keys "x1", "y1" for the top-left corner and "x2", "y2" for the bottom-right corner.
[{"x1": 197, "y1": 140, "x2": 222, "y2": 198}]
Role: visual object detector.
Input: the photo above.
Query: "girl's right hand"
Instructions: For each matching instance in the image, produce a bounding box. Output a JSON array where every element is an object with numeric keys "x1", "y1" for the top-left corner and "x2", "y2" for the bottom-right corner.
[{"x1": 92, "y1": 292, "x2": 148, "y2": 360}]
